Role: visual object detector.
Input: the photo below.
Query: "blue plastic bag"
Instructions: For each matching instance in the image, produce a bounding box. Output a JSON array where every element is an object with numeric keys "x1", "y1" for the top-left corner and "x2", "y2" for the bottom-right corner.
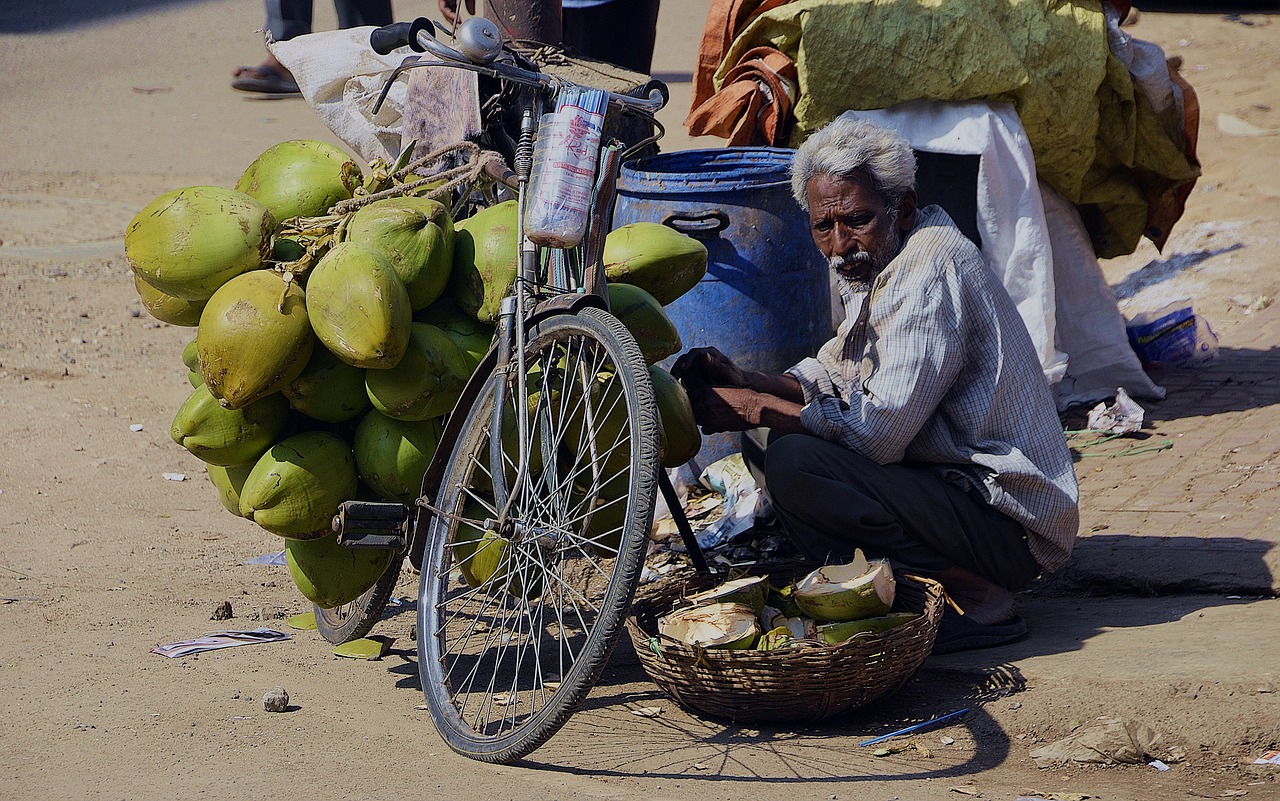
[{"x1": 1125, "y1": 301, "x2": 1218, "y2": 368}]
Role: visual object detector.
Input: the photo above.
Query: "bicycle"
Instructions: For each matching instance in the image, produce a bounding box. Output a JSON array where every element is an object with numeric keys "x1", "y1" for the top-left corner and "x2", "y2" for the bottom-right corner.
[{"x1": 320, "y1": 15, "x2": 711, "y2": 763}]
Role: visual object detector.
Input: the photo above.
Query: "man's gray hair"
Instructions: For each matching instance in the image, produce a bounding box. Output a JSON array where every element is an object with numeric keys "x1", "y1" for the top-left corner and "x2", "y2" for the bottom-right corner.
[{"x1": 790, "y1": 116, "x2": 917, "y2": 208}]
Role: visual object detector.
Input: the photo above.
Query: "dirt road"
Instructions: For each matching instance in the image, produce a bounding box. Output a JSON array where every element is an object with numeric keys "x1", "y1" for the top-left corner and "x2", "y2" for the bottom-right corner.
[{"x1": 2, "y1": 2, "x2": 1278, "y2": 800}]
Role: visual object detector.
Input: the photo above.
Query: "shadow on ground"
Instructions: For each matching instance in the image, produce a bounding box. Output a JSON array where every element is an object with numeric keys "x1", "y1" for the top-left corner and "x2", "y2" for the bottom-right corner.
[
  {"x1": 1064, "y1": 533, "x2": 1276, "y2": 594},
  {"x1": 1143, "y1": 345, "x2": 1280, "y2": 420},
  {"x1": 0, "y1": 0, "x2": 212, "y2": 34},
  {"x1": 364, "y1": 576, "x2": 1263, "y2": 778}
]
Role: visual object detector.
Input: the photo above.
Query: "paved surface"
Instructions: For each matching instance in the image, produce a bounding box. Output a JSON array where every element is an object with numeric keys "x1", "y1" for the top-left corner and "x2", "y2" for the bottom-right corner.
[{"x1": 1064, "y1": 302, "x2": 1280, "y2": 595}]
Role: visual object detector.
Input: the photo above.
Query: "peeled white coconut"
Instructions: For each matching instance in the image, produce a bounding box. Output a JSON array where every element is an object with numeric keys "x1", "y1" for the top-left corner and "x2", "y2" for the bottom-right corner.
[
  {"x1": 792, "y1": 549, "x2": 896, "y2": 623},
  {"x1": 659, "y1": 602, "x2": 761, "y2": 650},
  {"x1": 688, "y1": 575, "x2": 769, "y2": 613}
]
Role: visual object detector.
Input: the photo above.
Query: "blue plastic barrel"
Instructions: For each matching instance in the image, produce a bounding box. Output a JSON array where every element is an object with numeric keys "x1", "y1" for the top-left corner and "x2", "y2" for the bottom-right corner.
[{"x1": 614, "y1": 147, "x2": 832, "y2": 472}]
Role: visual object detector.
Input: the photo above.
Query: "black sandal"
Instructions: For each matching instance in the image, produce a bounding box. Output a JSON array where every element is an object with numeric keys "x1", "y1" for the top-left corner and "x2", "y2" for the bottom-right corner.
[{"x1": 932, "y1": 608, "x2": 1027, "y2": 654}]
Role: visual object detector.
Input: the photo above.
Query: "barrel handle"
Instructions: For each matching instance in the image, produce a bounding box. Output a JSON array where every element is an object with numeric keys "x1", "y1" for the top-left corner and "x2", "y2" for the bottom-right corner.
[{"x1": 662, "y1": 210, "x2": 730, "y2": 238}]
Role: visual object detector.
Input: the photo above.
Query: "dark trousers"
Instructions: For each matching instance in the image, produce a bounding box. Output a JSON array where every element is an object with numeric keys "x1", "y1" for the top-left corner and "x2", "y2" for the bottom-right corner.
[
  {"x1": 265, "y1": 0, "x2": 394, "y2": 42},
  {"x1": 562, "y1": 0, "x2": 661, "y2": 74},
  {"x1": 743, "y1": 431, "x2": 1040, "y2": 591}
]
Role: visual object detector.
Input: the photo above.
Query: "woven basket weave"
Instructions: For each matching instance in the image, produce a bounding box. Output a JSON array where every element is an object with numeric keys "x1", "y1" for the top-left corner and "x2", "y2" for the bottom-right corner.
[{"x1": 625, "y1": 572, "x2": 944, "y2": 723}]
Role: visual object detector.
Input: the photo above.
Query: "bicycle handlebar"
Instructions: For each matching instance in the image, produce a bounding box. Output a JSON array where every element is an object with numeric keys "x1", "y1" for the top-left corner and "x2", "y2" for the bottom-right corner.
[{"x1": 369, "y1": 17, "x2": 668, "y2": 116}]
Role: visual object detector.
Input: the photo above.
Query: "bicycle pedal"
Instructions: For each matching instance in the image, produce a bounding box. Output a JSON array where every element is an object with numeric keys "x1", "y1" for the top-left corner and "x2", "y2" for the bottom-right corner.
[{"x1": 332, "y1": 500, "x2": 411, "y2": 550}]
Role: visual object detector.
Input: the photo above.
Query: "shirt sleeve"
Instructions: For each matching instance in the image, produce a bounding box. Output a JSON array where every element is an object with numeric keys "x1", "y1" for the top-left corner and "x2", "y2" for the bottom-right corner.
[
  {"x1": 798, "y1": 274, "x2": 966, "y2": 464},
  {"x1": 785, "y1": 356, "x2": 841, "y2": 404}
]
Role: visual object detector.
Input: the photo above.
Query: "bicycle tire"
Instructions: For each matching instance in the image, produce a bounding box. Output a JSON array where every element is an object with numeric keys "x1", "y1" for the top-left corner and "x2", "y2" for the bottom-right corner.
[
  {"x1": 418, "y1": 308, "x2": 660, "y2": 763},
  {"x1": 313, "y1": 554, "x2": 405, "y2": 644}
]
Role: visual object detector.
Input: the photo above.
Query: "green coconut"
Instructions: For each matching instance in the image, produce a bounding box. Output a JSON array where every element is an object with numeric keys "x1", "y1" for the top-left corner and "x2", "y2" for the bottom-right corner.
[
  {"x1": 126, "y1": 186, "x2": 274, "y2": 302},
  {"x1": 197, "y1": 269, "x2": 315, "y2": 409},
  {"x1": 415, "y1": 298, "x2": 494, "y2": 369},
  {"x1": 234, "y1": 139, "x2": 359, "y2": 223},
  {"x1": 452, "y1": 501, "x2": 542, "y2": 597},
  {"x1": 170, "y1": 383, "x2": 291, "y2": 466},
  {"x1": 755, "y1": 625, "x2": 796, "y2": 651},
  {"x1": 792, "y1": 551, "x2": 896, "y2": 623},
  {"x1": 181, "y1": 338, "x2": 203, "y2": 386},
  {"x1": 134, "y1": 273, "x2": 206, "y2": 326},
  {"x1": 286, "y1": 532, "x2": 396, "y2": 609},
  {"x1": 769, "y1": 582, "x2": 804, "y2": 618},
  {"x1": 272, "y1": 236, "x2": 307, "y2": 264},
  {"x1": 448, "y1": 200, "x2": 518, "y2": 323},
  {"x1": 282, "y1": 345, "x2": 370, "y2": 423},
  {"x1": 305, "y1": 241, "x2": 412, "y2": 370},
  {"x1": 239, "y1": 431, "x2": 359, "y2": 539},
  {"x1": 688, "y1": 576, "x2": 769, "y2": 614},
  {"x1": 817, "y1": 612, "x2": 919, "y2": 645},
  {"x1": 659, "y1": 602, "x2": 760, "y2": 650},
  {"x1": 353, "y1": 410, "x2": 443, "y2": 504},
  {"x1": 606, "y1": 283, "x2": 682, "y2": 364},
  {"x1": 365, "y1": 322, "x2": 471, "y2": 421},
  {"x1": 207, "y1": 462, "x2": 255, "y2": 517},
  {"x1": 603, "y1": 222, "x2": 708, "y2": 306},
  {"x1": 346, "y1": 196, "x2": 455, "y2": 311},
  {"x1": 650, "y1": 365, "x2": 701, "y2": 468}
]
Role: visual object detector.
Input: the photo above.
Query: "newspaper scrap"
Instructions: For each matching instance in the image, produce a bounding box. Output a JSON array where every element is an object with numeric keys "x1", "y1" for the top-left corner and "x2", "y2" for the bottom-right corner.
[
  {"x1": 1086, "y1": 388, "x2": 1144, "y2": 434},
  {"x1": 694, "y1": 454, "x2": 762, "y2": 550},
  {"x1": 151, "y1": 628, "x2": 290, "y2": 658}
]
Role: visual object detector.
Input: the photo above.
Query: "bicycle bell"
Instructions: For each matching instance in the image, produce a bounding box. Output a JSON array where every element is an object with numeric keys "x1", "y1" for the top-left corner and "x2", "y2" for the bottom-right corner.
[{"x1": 456, "y1": 17, "x2": 503, "y2": 65}]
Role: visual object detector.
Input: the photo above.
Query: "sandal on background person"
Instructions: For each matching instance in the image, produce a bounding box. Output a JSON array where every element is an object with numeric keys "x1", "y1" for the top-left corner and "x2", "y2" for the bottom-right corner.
[{"x1": 231, "y1": 59, "x2": 300, "y2": 94}]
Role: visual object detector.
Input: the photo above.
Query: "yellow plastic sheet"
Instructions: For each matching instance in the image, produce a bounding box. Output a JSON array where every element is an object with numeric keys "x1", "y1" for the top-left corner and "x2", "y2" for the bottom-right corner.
[{"x1": 714, "y1": 0, "x2": 1199, "y2": 257}]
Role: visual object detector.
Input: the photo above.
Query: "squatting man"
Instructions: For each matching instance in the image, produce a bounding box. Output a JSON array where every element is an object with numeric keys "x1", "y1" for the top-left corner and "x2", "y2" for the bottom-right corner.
[{"x1": 671, "y1": 117, "x2": 1080, "y2": 654}]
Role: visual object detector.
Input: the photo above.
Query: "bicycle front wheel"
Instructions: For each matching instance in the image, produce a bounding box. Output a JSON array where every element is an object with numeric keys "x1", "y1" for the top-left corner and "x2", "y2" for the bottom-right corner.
[{"x1": 418, "y1": 307, "x2": 660, "y2": 763}]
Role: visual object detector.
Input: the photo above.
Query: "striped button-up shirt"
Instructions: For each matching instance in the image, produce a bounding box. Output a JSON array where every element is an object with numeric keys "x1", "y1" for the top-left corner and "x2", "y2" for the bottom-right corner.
[{"x1": 786, "y1": 206, "x2": 1079, "y2": 571}]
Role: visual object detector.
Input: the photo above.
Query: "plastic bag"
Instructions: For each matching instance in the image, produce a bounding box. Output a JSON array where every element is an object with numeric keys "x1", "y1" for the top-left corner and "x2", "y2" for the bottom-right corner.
[{"x1": 1125, "y1": 300, "x2": 1218, "y2": 368}]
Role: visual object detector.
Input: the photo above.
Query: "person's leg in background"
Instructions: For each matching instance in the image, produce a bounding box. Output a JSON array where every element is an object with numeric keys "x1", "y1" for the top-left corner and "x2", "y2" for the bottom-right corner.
[
  {"x1": 561, "y1": 0, "x2": 661, "y2": 75},
  {"x1": 333, "y1": 0, "x2": 394, "y2": 31},
  {"x1": 265, "y1": 0, "x2": 315, "y2": 41},
  {"x1": 234, "y1": 1, "x2": 394, "y2": 94}
]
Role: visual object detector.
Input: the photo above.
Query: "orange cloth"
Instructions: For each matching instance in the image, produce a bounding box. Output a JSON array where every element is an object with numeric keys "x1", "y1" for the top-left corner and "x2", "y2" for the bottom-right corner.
[{"x1": 686, "y1": 46, "x2": 797, "y2": 146}]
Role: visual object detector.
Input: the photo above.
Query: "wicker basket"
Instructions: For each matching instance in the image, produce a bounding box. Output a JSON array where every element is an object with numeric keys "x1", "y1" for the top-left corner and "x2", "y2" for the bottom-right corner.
[{"x1": 625, "y1": 572, "x2": 944, "y2": 723}]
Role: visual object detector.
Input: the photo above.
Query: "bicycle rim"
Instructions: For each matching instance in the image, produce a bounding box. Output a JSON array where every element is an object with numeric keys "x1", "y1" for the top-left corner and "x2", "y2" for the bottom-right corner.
[{"x1": 418, "y1": 308, "x2": 660, "y2": 763}]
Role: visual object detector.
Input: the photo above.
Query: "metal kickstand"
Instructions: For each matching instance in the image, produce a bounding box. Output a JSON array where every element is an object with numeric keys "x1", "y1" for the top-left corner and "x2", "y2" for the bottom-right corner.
[{"x1": 657, "y1": 469, "x2": 713, "y2": 575}]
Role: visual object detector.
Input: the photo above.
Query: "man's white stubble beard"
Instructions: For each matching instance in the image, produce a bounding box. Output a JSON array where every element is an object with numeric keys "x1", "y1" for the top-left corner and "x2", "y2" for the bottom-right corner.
[{"x1": 827, "y1": 225, "x2": 901, "y2": 289}]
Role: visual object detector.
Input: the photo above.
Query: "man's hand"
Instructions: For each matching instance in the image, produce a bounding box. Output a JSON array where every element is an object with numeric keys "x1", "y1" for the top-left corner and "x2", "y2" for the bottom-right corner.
[
  {"x1": 671, "y1": 347, "x2": 748, "y2": 389},
  {"x1": 438, "y1": 0, "x2": 476, "y2": 24}
]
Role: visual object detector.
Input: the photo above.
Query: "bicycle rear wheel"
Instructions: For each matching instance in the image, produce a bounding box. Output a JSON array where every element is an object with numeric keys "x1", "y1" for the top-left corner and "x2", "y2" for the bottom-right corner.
[
  {"x1": 313, "y1": 554, "x2": 405, "y2": 644},
  {"x1": 418, "y1": 307, "x2": 660, "y2": 763}
]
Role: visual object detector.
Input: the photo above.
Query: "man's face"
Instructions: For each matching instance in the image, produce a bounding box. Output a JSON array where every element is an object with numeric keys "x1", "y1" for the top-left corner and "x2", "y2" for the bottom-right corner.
[{"x1": 806, "y1": 172, "x2": 914, "y2": 285}]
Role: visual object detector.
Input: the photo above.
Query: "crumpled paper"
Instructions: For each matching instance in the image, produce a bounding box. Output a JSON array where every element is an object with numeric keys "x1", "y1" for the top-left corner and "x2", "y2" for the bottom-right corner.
[
  {"x1": 1030, "y1": 717, "x2": 1168, "y2": 768},
  {"x1": 693, "y1": 454, "x2": 761, "y2": 550},
  {"x1": 1086, "y1": 387, "x2": 1145, "y2": 434}
]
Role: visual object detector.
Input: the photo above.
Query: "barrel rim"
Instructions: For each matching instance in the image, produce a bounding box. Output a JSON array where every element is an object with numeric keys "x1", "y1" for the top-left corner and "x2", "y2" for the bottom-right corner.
[{"x1": 618, "y1": 146, "x2": 796, "y2": 193}]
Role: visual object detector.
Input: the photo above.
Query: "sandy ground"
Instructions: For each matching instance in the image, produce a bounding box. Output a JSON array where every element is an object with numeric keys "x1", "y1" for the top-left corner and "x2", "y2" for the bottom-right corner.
[{"x1": 2, "y1": 2, "x2": 1279, "y2": 800}]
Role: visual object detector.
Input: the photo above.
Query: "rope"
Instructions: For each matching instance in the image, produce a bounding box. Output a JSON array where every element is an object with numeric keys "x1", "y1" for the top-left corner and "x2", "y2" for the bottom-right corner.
[{"x1": 329, "y1": 141, "x2": 508, "y2": 215}]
